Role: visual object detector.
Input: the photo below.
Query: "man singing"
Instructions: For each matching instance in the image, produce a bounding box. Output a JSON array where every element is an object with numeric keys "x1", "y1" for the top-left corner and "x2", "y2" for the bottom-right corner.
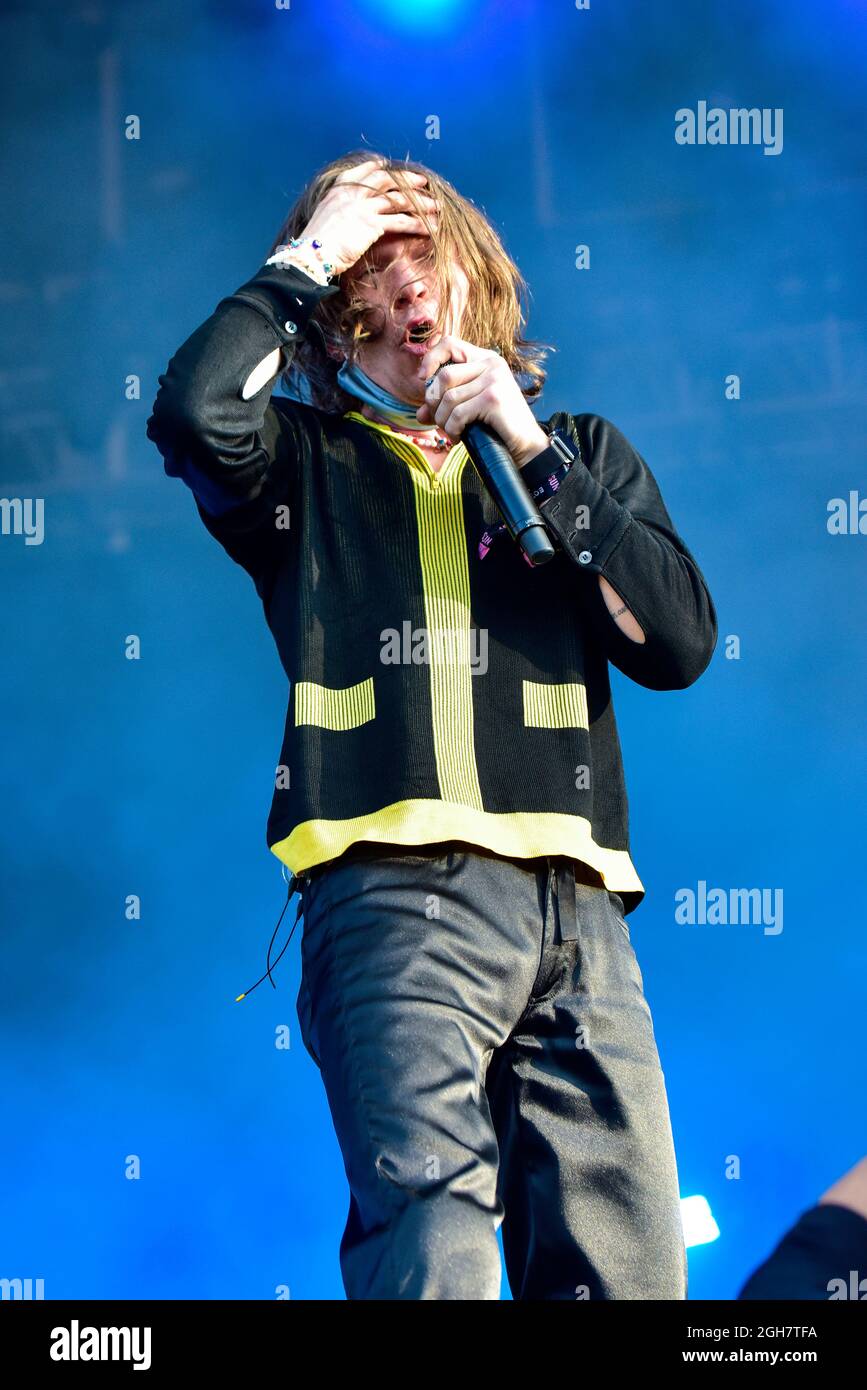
[{"x1": 147, "y1": 153, "x2": 717, "y2": 1300}]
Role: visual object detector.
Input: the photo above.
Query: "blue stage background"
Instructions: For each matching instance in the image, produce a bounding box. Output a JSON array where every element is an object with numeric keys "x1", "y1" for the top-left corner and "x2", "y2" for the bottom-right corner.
[{"x1": 2, "y1": 0, "x2": 865, "y2": 1300}]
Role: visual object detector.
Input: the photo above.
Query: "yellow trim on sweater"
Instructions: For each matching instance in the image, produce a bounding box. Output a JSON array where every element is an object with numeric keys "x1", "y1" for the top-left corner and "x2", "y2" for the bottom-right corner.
[
  {"x1": 344, "y1": 410, "x2": 464, "y2": 483},
  {"x1": 295, "y1": 676, "x2": 375, "y2": 731},
  {"x1": 407, "y1": 453, "x2": 483, "y2": 808},
  {"x1": 270, "y1": 798, "x2": 644, "y2": 895},
  {"x1": 301, "y1": 415, "x2": 643, "y2": 896},
  {"x1": 523, "y1": 679, "x2": 589, "y2": 729},
  {"x1": 345, "y1": 411, "x2": 482, "y2": 809}
]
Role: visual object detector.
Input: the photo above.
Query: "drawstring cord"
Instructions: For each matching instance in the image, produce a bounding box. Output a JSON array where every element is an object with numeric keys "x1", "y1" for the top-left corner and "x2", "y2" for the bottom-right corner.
[{"x1": 234, "y1": 867, "x2": 303, "y2": 1002}]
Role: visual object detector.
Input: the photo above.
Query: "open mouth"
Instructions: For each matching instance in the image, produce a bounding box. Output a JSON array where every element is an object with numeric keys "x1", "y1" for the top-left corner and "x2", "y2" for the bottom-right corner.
[{"x1": 402, "y1": 317, "x2": 437, "y2": 356}]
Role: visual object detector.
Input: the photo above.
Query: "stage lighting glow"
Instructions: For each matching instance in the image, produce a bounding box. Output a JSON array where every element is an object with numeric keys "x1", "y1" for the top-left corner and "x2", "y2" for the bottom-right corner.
[
  {"x1": 358, "y1": 0, "x2": 468, "y2": 38},
  {"x1": 680, "y1": 1195, "x2": 720, "y2": 1249}
]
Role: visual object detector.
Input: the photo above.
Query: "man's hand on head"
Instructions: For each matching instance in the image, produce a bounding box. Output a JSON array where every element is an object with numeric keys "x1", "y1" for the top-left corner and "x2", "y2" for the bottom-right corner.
[
  {"x1": 300, "y1": 159, "x2": 438, "y2": 279},
  {"x1": 416, "y1": 336, "x2": 548, "y2": 469}
]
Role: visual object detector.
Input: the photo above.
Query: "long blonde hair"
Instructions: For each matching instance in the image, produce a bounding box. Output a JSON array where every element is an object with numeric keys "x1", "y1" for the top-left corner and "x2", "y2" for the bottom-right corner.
[{"x1": 268, "y1": 150, "x2": 550, "y2": 413}]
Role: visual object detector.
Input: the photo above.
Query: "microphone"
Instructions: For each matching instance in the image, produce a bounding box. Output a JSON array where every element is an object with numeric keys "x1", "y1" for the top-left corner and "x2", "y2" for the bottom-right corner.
[
  {"x1": 425, "y1": 357, "x2": 556, "y2": 567},
  {"x1": 463, "y1": 421, "x2": 556, "y2": 567}
]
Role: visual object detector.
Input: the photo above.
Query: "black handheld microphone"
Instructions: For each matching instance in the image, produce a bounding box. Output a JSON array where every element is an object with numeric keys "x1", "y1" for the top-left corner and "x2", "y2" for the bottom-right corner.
[{"x1": 463, "y1": 421, "x2": 556, "y2": 567}]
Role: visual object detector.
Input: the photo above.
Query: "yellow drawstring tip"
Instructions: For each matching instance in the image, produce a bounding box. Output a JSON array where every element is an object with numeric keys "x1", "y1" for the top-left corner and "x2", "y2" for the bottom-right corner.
[{"x1": 235, "y1": 992, "x2": 246, "y2": 1002}]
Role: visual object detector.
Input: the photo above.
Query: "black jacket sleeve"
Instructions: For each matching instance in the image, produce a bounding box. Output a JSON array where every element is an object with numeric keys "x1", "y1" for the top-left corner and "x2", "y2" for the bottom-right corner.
[
  {"x1": 738, "y1": 1202, "x2": 867, "y2": 1300},
  {"x1": 146, "y1": 263, "x2": 340, "y2": 585},
  {"x1": 523, "y1": 412, "x2": 718, "y2": 691}
]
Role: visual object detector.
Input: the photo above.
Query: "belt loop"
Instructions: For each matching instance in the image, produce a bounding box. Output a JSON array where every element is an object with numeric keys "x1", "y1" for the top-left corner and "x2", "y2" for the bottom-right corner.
[
  {"x1": 544, "y1": 856, "x2": 566, "y2": 945},
  {"x1": 541, "y1": 850, "x2": 555, "y2": 917},
  {"x1": 544, "y1": 856, "x2": 561, "y2": 947},
  {"x1": 558, "y1": 863, "x2": 580, "y2": 941}
]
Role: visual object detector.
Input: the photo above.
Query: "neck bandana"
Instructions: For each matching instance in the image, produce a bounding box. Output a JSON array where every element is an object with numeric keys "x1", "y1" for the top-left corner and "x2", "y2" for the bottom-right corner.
[{"x1": 336, "y1": 358, "x2": 427, "y2": 430}]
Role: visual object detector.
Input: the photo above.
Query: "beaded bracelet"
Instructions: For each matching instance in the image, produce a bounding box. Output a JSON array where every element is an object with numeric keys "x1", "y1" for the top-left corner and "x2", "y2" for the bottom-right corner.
[{"x1": 266, "y1": 236, "x2": 335, "y2": 285}]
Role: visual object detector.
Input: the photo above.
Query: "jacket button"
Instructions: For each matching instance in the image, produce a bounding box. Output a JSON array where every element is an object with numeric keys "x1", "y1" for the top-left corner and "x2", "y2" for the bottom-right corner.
[
  {"x1": 284, "y1": 320, "x2": 298, "y2": 335},
  {"x1": 578, "y1": 550, "x2": 593, "y2": 565}
]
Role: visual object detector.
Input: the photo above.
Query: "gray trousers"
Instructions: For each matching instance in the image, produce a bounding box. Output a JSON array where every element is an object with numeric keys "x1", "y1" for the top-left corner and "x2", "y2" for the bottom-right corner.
[{"x1": 295, "y1": 843, "x2": 686, "y2": 1300}]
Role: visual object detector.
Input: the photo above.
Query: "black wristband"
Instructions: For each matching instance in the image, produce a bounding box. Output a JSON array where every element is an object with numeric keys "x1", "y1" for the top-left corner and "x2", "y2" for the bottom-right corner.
[{"x1": 519, "y1": 428, "x2": 579, "y2": 501}]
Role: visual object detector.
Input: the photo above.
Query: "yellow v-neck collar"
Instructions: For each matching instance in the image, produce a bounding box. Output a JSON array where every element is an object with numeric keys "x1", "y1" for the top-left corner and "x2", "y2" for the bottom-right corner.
[{"x1": 344, "y1": 410, "x2": 468, "y2": 487}]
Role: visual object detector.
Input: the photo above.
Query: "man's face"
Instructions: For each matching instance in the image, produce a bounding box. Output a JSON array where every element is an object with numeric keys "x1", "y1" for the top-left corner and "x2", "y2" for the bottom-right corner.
[{"x1": 344, "y1": 233, "x2": 469, "y2": 405}]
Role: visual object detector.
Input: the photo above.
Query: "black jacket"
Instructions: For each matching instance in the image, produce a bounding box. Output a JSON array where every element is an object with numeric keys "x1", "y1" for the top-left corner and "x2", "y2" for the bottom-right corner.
[{"x1": 147, "y1": 262, "x2": 717, "y2": 907}]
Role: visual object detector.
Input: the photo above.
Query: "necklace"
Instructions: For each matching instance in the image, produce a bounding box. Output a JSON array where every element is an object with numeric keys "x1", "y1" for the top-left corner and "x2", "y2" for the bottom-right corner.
[{"x1": 367, "y1": 410, "x2": 452, "y2": 452}]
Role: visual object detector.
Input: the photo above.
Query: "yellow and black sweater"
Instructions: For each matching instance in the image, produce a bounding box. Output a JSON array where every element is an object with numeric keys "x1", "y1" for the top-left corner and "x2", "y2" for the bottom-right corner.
[{"x1": 147, "y1": 263, "x2": 717, "y2": 913}]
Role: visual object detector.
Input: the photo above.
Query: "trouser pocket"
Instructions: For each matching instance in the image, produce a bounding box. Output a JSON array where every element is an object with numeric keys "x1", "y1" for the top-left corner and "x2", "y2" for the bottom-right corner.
[{"x1": 606, "y1": 890, "x2": 631, "y2": 940}]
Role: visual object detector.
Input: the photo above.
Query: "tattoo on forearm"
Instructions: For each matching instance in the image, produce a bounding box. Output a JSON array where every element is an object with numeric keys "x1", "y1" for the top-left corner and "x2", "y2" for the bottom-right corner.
[{"x1": 608, "y1": 604, "x2": 628, "y2": 620}]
